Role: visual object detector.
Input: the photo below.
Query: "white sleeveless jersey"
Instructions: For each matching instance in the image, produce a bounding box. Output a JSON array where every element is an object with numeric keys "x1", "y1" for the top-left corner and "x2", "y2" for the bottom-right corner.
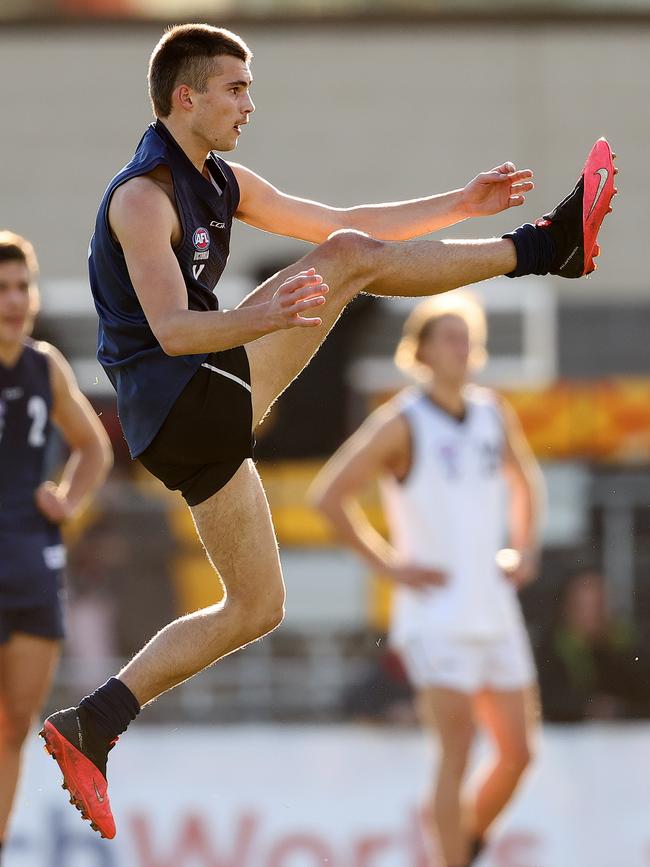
[{"x1": 382, "y1": 386, "x2": 522, "y2": 643}]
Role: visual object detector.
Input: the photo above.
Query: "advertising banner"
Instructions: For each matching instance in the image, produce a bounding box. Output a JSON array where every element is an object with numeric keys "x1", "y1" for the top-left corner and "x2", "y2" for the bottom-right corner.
[{"x1": 9, "y1": 723, "x2": 650, "y2": 867}]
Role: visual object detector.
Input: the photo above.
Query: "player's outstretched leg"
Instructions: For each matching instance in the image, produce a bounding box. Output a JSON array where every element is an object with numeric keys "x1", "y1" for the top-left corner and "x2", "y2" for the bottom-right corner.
[
  {"x1": 371, "y1": 136, "x2": 617, "y2": 296},
  {"x1": 243, "y1": 138, "x2": 617, "y2": 425}
]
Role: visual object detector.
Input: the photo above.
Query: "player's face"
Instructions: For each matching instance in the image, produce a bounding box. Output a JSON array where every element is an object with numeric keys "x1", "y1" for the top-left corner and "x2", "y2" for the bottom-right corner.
[
  {"x1": 419, "y1": 315, "x2": 471, "y2": 383},
  {"x1": 191, "y1": 56, "x2": 255, "y2": 151},
  {"x1": 0, "y1": 260, "x2": 32, "y2": 348}
]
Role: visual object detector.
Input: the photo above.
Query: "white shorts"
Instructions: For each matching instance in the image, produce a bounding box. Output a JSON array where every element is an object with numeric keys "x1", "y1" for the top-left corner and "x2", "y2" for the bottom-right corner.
[{"x1": 396, "y1": 620, "x2": 537, "y2": 694}]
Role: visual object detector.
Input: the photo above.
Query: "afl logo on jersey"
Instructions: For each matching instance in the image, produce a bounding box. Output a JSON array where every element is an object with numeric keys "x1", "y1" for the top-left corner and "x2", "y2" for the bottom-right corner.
[{"x1": 193, "y1": 228, "x2": 210, "y2": 251}]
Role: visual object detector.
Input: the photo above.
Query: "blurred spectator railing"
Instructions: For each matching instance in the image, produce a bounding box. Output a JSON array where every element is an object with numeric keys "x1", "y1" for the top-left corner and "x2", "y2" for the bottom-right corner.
[{"x1": 48, "y1": 628, "x2": 402, "y2": 724}]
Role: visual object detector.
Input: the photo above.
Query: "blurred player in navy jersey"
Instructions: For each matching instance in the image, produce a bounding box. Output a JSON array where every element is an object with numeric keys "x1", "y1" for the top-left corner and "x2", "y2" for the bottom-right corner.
[
  {"x1": 313, "y1": 294, "x2": 543, "y2": 867},
  {"x1": 39, "y1": 22, "x2": 614, "y2": 840},
  {"x1": 0, "y1": 232, "x2": 112, "y2": 861}
]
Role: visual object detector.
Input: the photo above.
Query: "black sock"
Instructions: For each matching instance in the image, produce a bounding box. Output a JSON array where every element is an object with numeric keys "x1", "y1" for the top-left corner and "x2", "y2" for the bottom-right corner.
[
  {"x1": 470, "y1": 836, "x2": 485, "y2": 854},
  {"x1": 79, "y1": 677, "x2": 141, "y2": 743},
  {"x1": 502, "y1": 223, "x2": 556, "y2": 278},
  {"x1": 469, "y1": 835, "x2": 486, "y2": 864}
]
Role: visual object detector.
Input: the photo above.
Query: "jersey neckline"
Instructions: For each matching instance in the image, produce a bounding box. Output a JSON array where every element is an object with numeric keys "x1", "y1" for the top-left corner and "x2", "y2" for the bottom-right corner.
[
  {"x1": 151, "y1": 119, "x2": 228, "y2": 201},
  {"x1": 419, "y1": 389, "x2": 469, "y2": 426},
  {"x1": 0, "y1": 338, "x2": 31, "y2": 372}
]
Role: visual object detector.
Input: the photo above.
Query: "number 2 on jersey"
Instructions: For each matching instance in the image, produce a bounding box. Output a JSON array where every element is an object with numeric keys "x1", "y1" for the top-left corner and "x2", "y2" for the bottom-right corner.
[{"x1": 27, "y1": 395, "x2": 48, "y2": 447}]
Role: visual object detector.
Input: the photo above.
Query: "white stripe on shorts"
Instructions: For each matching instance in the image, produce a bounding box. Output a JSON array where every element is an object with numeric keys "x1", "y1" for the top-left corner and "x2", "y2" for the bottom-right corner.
[{"x1": 201, "y1": 362, "x2": 252, "y2": 393}]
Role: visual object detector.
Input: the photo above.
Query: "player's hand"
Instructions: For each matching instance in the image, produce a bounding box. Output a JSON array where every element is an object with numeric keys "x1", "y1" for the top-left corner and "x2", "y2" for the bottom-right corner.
[
  {"x1": 266, "y1": 268, "x2": 329, "y2": 330},
  {"x1": 461, "y1": 163, "x2": 534, "y2": 218},
  {"x1": 497, "y1": 547, "x2": 538, "y2": 589},
  {"x1": 387, "y1": 563, "x2": 447, "y2": 589},
  {"x1": 35, "y1": 481, "x2": 73, "y2": 524}
]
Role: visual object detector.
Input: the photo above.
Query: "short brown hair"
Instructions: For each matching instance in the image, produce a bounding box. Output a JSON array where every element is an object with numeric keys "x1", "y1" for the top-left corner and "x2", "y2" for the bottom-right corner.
[
  {"x1": 148, "y1": 24, "x2": 252, "y2": 118},
  {"x1": 0, "y1": 230, "x2": 40, "y2": 319},
  {"x1": 0, "y1": 230, "x2": 39, "y2": 279},
  {"x1": 395, "y1": 292, "x2": 487, "y2": 376}
]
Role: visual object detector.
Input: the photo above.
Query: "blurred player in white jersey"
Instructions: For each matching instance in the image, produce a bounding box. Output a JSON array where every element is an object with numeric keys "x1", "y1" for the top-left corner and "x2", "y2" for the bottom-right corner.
[{"x1": 312, "y1": 293, "x2": 543, "y2": 867}]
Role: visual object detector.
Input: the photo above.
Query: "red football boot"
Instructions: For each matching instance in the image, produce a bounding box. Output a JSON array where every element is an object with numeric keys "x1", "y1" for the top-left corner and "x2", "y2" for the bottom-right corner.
[
  {"x1": 40, "y1": 707, "x2": 117, "y2": 839},
  {"x1": 581, "y1": 137, "x2": 616, "y2": 274},
  {"x1": 537, "y1": 137, "x2": 617, "y2": 277}
]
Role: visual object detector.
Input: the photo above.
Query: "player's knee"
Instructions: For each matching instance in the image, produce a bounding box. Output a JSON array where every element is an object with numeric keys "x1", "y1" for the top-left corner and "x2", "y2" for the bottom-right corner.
[
  {"x1": 502, "y1": 740, "x2": 533, "y2": 777},
  {"x1": 439, "y1": 735, "x2": 473, "y2": 772},
  {"x1": 231, "y1": 582, "x2": 285, "y2": 642},
  {"x1": 322, "y1": 229, "x2": 384, "y2": 276}
]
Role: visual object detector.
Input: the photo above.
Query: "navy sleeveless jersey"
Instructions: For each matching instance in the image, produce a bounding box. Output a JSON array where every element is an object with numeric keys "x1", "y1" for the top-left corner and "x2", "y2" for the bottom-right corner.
[
  {"x1": 0, "y1": 341, "x2": 64, "y2": 607},
  {"x1": 89, "y1": 119, "x2": 240, "y2": 457}
]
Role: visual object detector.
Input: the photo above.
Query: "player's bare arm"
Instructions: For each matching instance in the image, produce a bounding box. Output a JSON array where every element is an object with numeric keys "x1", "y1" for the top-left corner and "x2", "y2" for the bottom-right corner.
[
  {"x1": 231, "y1": 161, "x2": 535, "y2": 244},
  {"x1": 311, "y1": 407, "x2": 445, "y2": 588},
  {"x1": 499, "y1": 396, "x2": 545, "y2": 587},
  {"x1": 108, "y1": 176, "x2": 330, "y2": 356},
  {"x1": 33, "y1": 343, "x2": 113, "y2": 524}
]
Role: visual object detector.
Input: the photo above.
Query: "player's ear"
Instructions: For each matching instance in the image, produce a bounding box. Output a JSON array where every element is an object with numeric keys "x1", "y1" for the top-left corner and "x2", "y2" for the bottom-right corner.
[
  {"x1": 29, "y1": 283, "x2": 41, "y2": 317},
  {"x1": 173, "y1": 84, "x2": 194, "y2": 112},
  {"x1": 23, "y1": 284, "x2": 40, "y2": 336}
]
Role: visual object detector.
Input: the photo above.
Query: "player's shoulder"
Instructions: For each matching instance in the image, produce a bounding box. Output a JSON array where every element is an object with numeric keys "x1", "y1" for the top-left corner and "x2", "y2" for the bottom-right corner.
[
  {"x1": 223, "y1": 160, "x2": 246, "y2": 175},
  {"x1": 109, "y1": 171, "x2": 176, "y2": 238},
  {"x1": 111, "y1": 172, "x2": 170, "y2": 210},
  {"x1": 465, "y1": 384, "x2": 512, "y2": 427},
  {"x1": 30, "y1": 340, "x2": 73, "y2": 383},
  {"x1": 18, "y1": 340, "x2": 63, "y2": 393},
  {"x1": 372, "y1": 388, "x2": 417, "y2": 418},
  {"x1": 26, "y1": 337, "x2": 54, "y2": 361},
  {"x1": 383, "y1": 386, "x2": 428, "y2": 419},
  {"x1": 464, "y1": 383, "x2": 501, "y2": 407},
  {"x1": 365, "y1": 389, "x2": 418, "y2": 438},
  {"x1": 222, "y1": 161, "x2": 257, "y2": 194}
]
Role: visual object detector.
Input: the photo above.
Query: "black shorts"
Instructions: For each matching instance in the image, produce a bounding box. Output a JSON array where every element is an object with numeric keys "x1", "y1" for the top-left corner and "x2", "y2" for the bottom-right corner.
[
  {"x1": 0, "y1": 602, "x2": 65, "y2": 644},
  {"x1": 139, "y1": 346, "x2": 254, "y2": 506}
]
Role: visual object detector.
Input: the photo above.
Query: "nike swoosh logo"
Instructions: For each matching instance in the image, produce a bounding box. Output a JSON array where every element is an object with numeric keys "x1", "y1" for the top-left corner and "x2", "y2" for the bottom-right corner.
[
  {"x1": 93, "y1": 779, "x2": 106, "y2": 803},
  {"x1": 587, "y1": 167, "x2": 609, "y2": 218}
]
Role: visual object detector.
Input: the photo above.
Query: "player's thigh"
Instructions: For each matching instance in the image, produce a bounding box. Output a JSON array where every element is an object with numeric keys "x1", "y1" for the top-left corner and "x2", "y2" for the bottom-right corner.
[
  {"x1": 472, "y1": 687, "x2": 538, "y2": 764},
  {"x1": 0, "y1": 633, "x2": 61, "y2": 740},
  {"x1": 241, "y1": 235, "x2": 377, "y2": 428},
  {"x1": 418, "y1": 686, "x2": 475, "y2": 757},
  {"x1": 189, "y1": 458, "x2": 285, "y2": 615}
]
